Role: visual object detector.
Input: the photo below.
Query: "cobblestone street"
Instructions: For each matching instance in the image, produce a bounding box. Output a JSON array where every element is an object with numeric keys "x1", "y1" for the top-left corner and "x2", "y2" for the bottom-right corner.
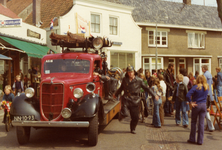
[{"x1": 142, "y1": 114, "x2": 222, "y2": 150}]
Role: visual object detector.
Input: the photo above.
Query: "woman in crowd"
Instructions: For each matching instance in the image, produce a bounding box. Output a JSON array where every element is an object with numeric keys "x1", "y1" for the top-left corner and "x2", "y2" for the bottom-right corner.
[
  {"x1": 186, "y1": 75, "x2": 209, "y2": 145},
  {"x1": 158, "y1": 74, "x2": 166, "y2": 126},
  {"x1": 151, "y1": 78, "x2": 163, "y2": 128}
]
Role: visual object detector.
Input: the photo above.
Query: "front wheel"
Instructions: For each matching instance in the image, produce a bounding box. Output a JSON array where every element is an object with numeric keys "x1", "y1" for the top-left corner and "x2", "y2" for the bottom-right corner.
[
  {"x1": 5, "y1": 116, "x2": 10, "y2": 132},
  {"x1": 88, "y1": 113, "x2": 98, "y2": 146},
  {"x1": 16, "y1": 126, "x2": 31, "y2": 145}
]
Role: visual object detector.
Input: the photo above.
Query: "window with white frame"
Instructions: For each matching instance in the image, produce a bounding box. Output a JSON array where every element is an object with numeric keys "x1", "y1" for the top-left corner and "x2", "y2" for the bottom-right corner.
[
  {"x1": 219, "y1": 58, "x2": 222, "y2": 69},
  {"x1": 148, "y1": 30, "x2": 168, "y2": 47},
  {"x1": 193, "y1": 58, "x2": 211, "y2": 74},
  {"x1": 187, "y1": 32, "x2": 205, "y2": 48},
  {"x1": 109, "y1": 17, "x2": 118, "y2": 35},
  {"x1": 143, "y1": 57, "x2": 163, "y2": 73},
  {"x1": 91, "y1": 14, "x2": 100, "y2": 33}
]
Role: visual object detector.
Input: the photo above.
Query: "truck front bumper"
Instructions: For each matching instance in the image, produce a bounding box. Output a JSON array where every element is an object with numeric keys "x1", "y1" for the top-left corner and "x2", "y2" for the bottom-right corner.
[{"x1": 12, "y1": 120, "x2": 89, "y2": 127}]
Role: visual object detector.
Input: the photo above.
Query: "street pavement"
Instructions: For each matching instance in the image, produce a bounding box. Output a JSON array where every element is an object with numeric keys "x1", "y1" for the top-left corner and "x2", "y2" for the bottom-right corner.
[{"x1": 0, "y1": 111, "x2": 221, "y2": 150}]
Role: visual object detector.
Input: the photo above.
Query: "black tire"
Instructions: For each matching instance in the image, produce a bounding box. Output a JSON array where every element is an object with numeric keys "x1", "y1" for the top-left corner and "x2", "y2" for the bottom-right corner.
[
  {"x1": 88, "y1": 113, "x2": 98, "y2": 146},
  {"x1": 5, "y1": 116, "x2": 10, "y2": 132},
  {"x1": 16, "y1": 126, "x2": 31, "y2": 145}
]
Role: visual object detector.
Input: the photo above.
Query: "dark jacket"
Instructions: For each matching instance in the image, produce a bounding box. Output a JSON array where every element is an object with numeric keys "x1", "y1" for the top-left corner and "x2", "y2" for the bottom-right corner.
[
  {"x1": 115, "y1": 76, "x2": 157, "y2": 104},
  {"x1": 172, "y1": 82, "x2": 188, "y2": 102},
  {"x1": 217, "y1": 72, "x2": 222, "y2": 86},
  {"x1": 163, "y1": 69, "x2": 175, "y2": 97},
  {"x1": 2, "y1": 93, "x2": 14, "y2": 102}
]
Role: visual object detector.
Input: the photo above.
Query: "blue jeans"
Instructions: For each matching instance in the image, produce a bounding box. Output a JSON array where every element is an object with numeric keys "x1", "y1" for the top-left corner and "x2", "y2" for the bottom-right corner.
[
  {"x1": 175, "y1": 98, "x2": 189, "y2": 126},
  {"x1": 217, "y1": 85, "x2": 222, "y2": 97},
  {"x1": 189, "y1": 103, "x2": 206, "y2": 144},
  {"x1": 152, "y1": 98, "x2": 162, "y2": 127},
  {"x1": 213, "y1": 88, "x2": 218, "y2": 102}
]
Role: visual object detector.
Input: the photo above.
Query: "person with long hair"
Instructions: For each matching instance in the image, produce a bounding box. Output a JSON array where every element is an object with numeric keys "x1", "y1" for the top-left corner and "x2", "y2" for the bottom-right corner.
[
  {"x1": 186, "y1": 75, "x2": 209, "y2": 145},
  {"x1": 151, "y1": 78, "x2": 163, "y2": 128}
]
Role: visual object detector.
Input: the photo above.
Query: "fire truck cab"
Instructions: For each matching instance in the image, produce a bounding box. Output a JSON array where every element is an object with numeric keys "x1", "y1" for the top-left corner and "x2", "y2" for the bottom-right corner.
[{"x1": 11, "y1": 34, "x2": 121, "y2": 146}]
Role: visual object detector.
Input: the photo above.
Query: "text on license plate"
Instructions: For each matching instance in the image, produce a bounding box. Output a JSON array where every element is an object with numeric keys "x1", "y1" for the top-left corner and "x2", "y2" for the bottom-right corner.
[{"x1": 14, "y1": 115, "x2": 35, "y2": 121}]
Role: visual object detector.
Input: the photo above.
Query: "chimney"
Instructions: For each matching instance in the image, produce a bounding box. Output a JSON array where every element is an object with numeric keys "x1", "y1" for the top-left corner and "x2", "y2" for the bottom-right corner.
[
  {"x1": 183, "y1": 0, "x2": 191, "y2": 5},
  {"x1": 0, "y1": 0, "x2": 7, "y2": 6},
  {"x1": 33, "y1": 0, "x2": 41, "y2": 26}
]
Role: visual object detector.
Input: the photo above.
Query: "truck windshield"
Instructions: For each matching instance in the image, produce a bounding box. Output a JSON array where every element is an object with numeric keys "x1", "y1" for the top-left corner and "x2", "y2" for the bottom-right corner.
[{"x1": 44, "y1": 59, "x2": 90, "y2": 74}]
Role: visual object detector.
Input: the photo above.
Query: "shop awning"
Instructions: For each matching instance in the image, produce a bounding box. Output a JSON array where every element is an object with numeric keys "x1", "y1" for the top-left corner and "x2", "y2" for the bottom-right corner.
[
  {"x1": 0, "y1": 54, "x2": 12, "y2": 60},
  {"x1": 0, "y1": 36, "x2": 53, "y2": 58}
]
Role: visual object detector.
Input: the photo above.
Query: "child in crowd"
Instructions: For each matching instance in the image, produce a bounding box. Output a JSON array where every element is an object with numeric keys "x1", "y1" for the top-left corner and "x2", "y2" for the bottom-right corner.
[
  {"x1": 12, "y1": 75, "x2": 24, "y2": 95},
  {"x1": 0, "y1": 85, "x2": 14, "y2": 123},
  {"x1": 151, "y1": 78, "x2": 163, "y2": 128},
  {"x1": 172, "y1": 74, "x2": 189, "y2": 128}
]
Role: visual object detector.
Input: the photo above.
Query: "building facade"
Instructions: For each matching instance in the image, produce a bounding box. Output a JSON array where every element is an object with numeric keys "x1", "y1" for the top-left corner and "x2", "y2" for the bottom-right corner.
[{"x1": 0, "y1": 3, "x2": 50, "y2": 87}]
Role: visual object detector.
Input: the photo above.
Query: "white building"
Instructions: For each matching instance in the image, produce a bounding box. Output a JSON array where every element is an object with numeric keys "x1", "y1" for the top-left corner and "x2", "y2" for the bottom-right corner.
[{"x1": 46, "y1": 0, "x2": 141, "y2": 70}]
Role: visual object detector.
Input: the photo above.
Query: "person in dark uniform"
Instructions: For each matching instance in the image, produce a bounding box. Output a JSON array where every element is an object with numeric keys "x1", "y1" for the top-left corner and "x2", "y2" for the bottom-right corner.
[
  {"x1": 114, "y1": 65, "x2": 160, "y2": 134},
  {"x1": 102, "y1": 54, "x2": 108, "y2": 75}
]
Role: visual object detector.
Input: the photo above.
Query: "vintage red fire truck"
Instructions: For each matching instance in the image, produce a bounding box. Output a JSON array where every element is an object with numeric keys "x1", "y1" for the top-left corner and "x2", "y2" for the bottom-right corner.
[{"x1": 11, "y1": 33, "x2": 122, "y2": 146}]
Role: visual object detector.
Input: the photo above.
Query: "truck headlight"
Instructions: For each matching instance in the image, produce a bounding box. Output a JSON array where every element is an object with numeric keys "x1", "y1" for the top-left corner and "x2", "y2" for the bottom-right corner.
[
  {"x1": 73, "y1": 88, "x2": 83, "y2": 99},
  {"x1": 25, "y1": 88, "x2": 35, "y2": 98},
  {"x1": 93, "y1": 37, "x2": 103, "y2": 49},
  {"x1": 61, "y1": 108, "x2": 72, "y2": 118},
  {"x1": 86, "y1": 83, "x2": 95, "y2": 93}
]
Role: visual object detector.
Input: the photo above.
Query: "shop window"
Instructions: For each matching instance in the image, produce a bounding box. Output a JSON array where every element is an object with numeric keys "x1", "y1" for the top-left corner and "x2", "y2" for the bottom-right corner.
[{"x1": 110, "y1": 52, "x2": 135, "y2": 70}]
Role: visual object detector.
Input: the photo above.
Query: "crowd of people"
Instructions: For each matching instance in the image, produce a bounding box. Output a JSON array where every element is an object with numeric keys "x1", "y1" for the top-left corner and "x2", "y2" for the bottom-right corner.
[
  {"x1": 117, "y1": 63, "x2": 221, "y2": 145},
  {"x1": 0, "y1": 67, "x2": 41, "y2": 124}
]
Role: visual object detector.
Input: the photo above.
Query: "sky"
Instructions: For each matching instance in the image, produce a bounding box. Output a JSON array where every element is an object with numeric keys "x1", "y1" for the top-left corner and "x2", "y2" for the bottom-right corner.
[{"x1": 163, "y1": 0, "x2": 217, "y2": 7}]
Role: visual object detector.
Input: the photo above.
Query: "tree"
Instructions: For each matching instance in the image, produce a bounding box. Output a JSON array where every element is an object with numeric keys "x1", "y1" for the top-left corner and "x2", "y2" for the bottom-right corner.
[{"x1": 217, "y1": 0, "x2": 222, "y2": 22}]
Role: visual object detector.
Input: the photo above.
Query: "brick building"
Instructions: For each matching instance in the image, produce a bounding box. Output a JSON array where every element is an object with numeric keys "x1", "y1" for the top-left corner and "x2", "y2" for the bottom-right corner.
[{"x1": 107, "y1": 0, "x2": 222, "y2": 76}]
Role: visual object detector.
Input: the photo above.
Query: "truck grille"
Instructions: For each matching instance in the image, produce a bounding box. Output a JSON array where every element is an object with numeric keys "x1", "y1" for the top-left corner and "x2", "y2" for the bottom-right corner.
[{"x1": 41, "y1": 83, "x2": 64, "y2": 120}]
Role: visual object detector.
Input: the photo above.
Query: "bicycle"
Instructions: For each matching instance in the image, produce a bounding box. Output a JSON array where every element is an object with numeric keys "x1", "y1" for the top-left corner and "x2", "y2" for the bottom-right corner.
[{"x1": 1, "y1": 101, "x2": 12, "y2": 132}]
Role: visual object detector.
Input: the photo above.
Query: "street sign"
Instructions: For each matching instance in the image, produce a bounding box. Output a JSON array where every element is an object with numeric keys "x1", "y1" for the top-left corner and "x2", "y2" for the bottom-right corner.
[{"x1": 0, "y1": 19, "x2": 22, "y2": 27}]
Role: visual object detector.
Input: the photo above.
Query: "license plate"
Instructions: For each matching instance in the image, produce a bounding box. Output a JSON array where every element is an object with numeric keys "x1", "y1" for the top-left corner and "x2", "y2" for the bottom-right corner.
[{"x1": 14, "y1": 115, "x2": 35, "y2": 121}]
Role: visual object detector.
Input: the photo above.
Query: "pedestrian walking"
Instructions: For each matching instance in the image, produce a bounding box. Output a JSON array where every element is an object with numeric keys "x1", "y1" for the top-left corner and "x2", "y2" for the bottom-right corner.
[
  {"x1": 216, "y1": 67, "x2": 222, "y2": 97},
  {"x1": 163, "y1": 63, "x2": 175, "y2": 117},
  {"x1": 172, "y1": 74, "x2": 188, "y2": 127},
  {"x1": 202, "y1": 65, "x2": 215, "y2": 132},
  {"x1": 186, "y1": 75, "x2": 209, "y2": 145},
  {"x1": 114, "y1": 65, "x2": 159, "y2": 134},
  {"x1": 158, "y1": 74, "x2": 166, "y2": 126}
]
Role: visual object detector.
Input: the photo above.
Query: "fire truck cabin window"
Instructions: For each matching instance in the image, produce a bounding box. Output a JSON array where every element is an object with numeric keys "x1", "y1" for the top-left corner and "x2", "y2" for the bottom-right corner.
[{"x1": 44, "y1": 59, "x2": 90, "y2": 74}]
